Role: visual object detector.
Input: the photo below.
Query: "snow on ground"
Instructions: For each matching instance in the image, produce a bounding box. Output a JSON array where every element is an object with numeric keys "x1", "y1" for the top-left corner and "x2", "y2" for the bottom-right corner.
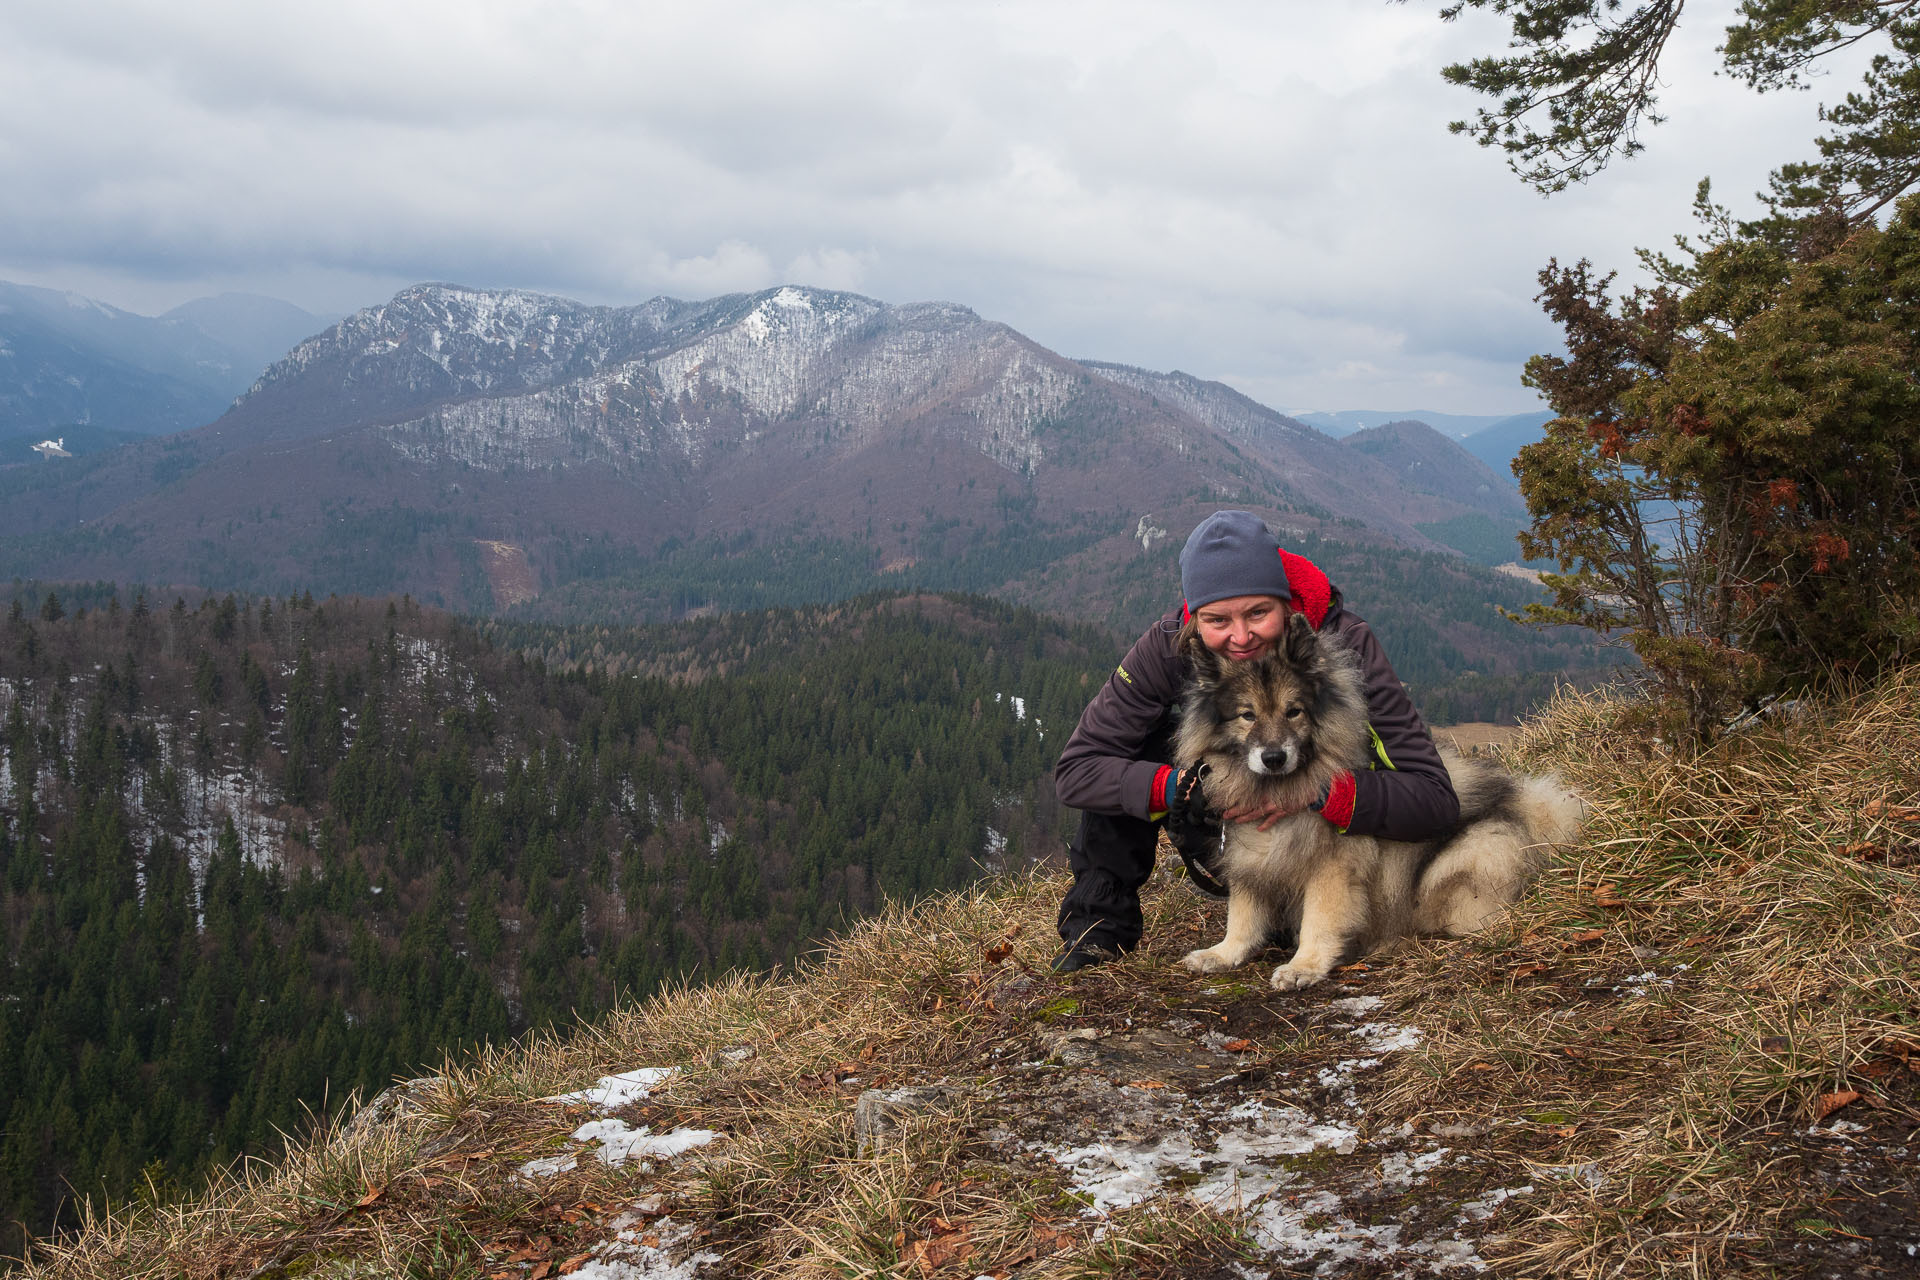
[
  {"x1": 523, "y1": 1067, "x2": 721, "y2": 1182},
  {"x1": 1021, "y1": 996, "x2": 1524, "y2": 1275},
  {"x1": 568, "y1": 1217, "x2": 722, "y2": 1280},
  {"x1": 548, "y1": 1068, "x2": 680, "y2": 1109}
]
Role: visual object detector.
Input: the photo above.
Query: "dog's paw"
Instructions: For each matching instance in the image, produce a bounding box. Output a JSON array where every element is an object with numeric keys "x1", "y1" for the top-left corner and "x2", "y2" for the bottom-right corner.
[
  {"x1": 1180, "y1": 947, "x2": 1240, "y2": 974},
  {"x1": 1269, "y1": 961, "x2": 1330, "y2": 991}
]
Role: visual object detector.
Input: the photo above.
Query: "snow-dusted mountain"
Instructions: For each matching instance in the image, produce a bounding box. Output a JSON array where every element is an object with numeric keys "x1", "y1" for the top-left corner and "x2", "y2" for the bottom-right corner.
[{"x1": 0, "y1": 283, "x2": 1532, "y2": 614}]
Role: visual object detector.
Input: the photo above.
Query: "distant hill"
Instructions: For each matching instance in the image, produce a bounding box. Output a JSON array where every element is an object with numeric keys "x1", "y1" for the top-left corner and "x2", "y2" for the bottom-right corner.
[
  {"x1": 1293, "y1": 408, "x2": 1538, "y2": 439},
  {"x1": 160, "y1": 292, "x2": 335, "y2": 384},
  {"x1": 0, "y1": 281, "x2": 328, "y2": 438},
  {"x1": 1458, "y1": 410, "x2": 1556, "y2": 477},
  {"x1": 1295, "y1": 407, "x2": 1554, "y2": 493},
  {"x1": 1338, "y1": 419, "x2": 1525, "y2": 514}
]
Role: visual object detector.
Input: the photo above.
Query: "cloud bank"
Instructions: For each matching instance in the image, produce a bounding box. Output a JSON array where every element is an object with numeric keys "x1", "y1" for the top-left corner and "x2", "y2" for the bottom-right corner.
[{"x1": 0, "y1": 0, "x2": 1840, "y2": 411}]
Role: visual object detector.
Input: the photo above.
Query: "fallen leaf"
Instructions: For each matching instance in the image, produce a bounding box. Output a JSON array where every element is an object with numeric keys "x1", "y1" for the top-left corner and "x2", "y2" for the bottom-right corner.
[
  {"x1": 1864, "y1": 800, "x2": 1920, "y2": 823},
  {"x1": 1592, "y1": 882, "x2": 1628, "y2": 908},
  {"x1": 557, "y1": 1254, "x2": 595, "y2": 1275},
  {"x1": 1467, "y1": 1062, "x2": 1498, "y2": 1072},
  {"x1": 1563, "y1": 1046, "x2": 1587, "y2": 1059},
  {"x1": 983, "y1": 941, "x2": 1013, "y2": 965},
  {"x1": 1510, "y1": 961, "x2": 1551, "y2": 979},
  {"x1": 931, "y1": 1215, "x2": 956, "y2": 1232},
  {"x1": 1032, "y1": 1225, "x2": 1076, "y2": 1254},
  {"x1": 1814, "y1": 1090, "x2": 1862, "y2": 1121},
  {"x1": 1561, "y1": 929, "x2": 1607, "y2": 949},
  {"x1": 1335, "y1": 962, "x2": 1370, "y2": 973},
  {"x1": 528, "y1": 1262, "x2": 552, "y2": 1280},
  {"x1": 1759, "y1": 1036, "x2": 1789, "y2": 1053},
  {"x1": 1839, "y1": 842, "x2": 1885, "y2": 860},
  {"x1": 860, "y1": 1043, "x2": 877, "y2": 1062},
  {"x1": 353, "y1": 1183, "x2": 385, "y2": 1209},
  {"x1": 1221, "y1": 1038, "x2": 1255, "y2": 1052},
  {"x1": 908, "y1": 1225, "x2": 974, "y2": 1274},
  {"x1": 1871, "y1": 1034, "x2": 1920, "y2": 1059},
  {"x1": 1861, "y1": 1060, "x2": 1896, "y2": 1078},
  {"x1": 640, "y1": 1233, "x2": 661, "y2": 1248},
  {"x1": 924, "y1": 1179, "x2": 943, "y2": 1197},
  {"x1": 931, "y1": 995, "x2": 944, "y2": 1012},
  {"x1": 1127, "y1": 1080, "x2": 1168, "y2": 1090}
]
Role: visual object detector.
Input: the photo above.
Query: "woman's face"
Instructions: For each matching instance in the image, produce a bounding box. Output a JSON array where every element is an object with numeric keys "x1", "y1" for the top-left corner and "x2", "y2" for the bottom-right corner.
[{"x1": 1192, "y1": 594, "x2": 1288, "y2": 661}]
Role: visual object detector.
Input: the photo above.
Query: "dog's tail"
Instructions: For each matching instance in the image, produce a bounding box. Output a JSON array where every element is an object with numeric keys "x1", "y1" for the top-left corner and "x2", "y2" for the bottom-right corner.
[
  {"x1": 1414, "y1": 761, "x2": 1585, "y2": 937},
  {"x1": 1512, "y1": 771, "x2": 1585, "y2": 851}
]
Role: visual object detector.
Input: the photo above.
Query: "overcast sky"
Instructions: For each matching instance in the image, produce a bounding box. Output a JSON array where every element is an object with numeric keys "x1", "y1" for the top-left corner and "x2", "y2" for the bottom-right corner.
[{"x1": 0, "y1": 0, "x2": 1855, "y2": 413}]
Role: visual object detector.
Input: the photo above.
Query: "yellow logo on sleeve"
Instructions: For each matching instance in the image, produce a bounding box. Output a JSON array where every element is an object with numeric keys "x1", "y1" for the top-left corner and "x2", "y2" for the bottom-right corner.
[{"x1": 1116, "y1": 664, "x2": 1133, "y2": 684}]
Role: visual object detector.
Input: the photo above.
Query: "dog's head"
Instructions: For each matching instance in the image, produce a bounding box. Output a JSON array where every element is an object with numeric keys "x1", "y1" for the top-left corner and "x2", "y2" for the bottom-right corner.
[{"x1": 1178, "y1": 611, "x2": 1339, "y2": 780}]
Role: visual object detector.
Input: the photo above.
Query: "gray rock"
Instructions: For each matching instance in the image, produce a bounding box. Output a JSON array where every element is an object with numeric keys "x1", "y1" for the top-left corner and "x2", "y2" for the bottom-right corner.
[
  {"x1": 854, "y1": 1085, "x2": 961, "y2": 1154},
  {"x1": 340, "y1": 1076, "x2": 443, "y2": 1141}
]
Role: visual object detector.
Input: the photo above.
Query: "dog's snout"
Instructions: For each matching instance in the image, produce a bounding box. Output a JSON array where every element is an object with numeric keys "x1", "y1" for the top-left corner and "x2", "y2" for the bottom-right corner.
[{"x1": 1260, "y1": 745, "x2": 1292, "y2": 774}]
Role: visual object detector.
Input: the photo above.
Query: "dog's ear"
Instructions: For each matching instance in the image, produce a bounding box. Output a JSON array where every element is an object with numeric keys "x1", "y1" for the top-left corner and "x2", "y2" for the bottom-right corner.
[
  {"x1": 1283, "y1": 609, "x2": 1318, "y2": 666},
  {"x1": 1178, "y1": 618, "x2": 1223, "y2": 686}
]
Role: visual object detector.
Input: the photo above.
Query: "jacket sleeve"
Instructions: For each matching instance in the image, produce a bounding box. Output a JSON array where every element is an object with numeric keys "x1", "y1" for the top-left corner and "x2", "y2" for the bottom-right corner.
[
  {"x1": 1054, "y1": 619, "x2": 1182, "y2": 820},
  {"x1": 1335, "y1": 615, "x2": 1460, "y2": 841}
]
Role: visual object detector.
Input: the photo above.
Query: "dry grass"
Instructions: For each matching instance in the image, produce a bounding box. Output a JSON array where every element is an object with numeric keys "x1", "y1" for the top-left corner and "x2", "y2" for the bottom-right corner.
[
  {"x1": 20, "y1": 671, "x2": 1920, "y2": 1278},
  {"x1": 1376, "y1": 672, "x2": 1920, "y2": 1276}
]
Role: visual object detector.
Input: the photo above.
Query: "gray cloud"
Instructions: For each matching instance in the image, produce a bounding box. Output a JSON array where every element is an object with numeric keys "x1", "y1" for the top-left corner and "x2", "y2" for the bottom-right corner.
[{"x1": 0, "y1": 0, "x2": 1846, "y2": 412}]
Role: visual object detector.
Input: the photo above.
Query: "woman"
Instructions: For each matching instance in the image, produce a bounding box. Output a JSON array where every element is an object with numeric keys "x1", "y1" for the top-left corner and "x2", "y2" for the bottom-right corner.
[{"x1": 1051, "y1": 510, "x2": 1460, "y2": 971}]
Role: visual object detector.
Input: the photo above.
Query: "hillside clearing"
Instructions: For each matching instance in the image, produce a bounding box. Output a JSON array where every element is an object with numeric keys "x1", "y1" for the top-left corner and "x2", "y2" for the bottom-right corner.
[{"x1": 21, "y1": 674, "x2": 1920, "y2": 1279}]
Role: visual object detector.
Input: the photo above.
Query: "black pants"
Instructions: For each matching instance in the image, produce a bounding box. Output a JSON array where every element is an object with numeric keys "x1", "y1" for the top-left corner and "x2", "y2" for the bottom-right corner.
[{"x1": 1056, "y1": 717, "x2": 1175, "y2": 953}]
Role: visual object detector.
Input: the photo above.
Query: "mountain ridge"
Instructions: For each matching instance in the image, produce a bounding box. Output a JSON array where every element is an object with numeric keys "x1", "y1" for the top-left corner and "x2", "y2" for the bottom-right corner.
[{"x1": 0, "y1": 283, "x2": 1530, "y2": 620}]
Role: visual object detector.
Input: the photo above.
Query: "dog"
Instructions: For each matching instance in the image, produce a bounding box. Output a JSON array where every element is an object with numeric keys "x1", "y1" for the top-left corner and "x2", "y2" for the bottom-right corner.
[{"x1": 1174, "y1": 611, "x2": 1582, "y2": 990}]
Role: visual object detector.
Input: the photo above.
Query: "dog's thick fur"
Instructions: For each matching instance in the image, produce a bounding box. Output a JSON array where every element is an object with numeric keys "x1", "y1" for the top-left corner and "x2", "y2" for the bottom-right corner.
[{"x1": 1175, "y1": 612, "x2": 1582, "y2": 990}]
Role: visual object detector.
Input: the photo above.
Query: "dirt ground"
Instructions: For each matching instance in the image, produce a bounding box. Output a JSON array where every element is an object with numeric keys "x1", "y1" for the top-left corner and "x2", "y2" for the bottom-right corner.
[{"x1": 1431, "y1": 723, "x2": 1521, "y2": 756}]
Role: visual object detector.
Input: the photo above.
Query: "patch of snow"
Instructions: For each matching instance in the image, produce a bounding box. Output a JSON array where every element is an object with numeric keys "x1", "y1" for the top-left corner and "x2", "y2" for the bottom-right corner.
[
  {"x1": 1245, "y1": 1189, "x2": 1406, "y2": 1271},
  {"x1": 1809, "y1": 1119, "x2": 1869, "y2": 1137},
  {"x1": 573, "y1": 1216, "x2": 722, "y2": 1279},
  {"x1": 1048, "y1": 1135, "x2": 1202, "y2": 1214},
  {"x1": 1376, "y1": 1148, "x2": 1449, "y2": 1190},
  {"x1": 1351, "y1": 1022, "x2": 1424, "y2": 1053},
  {"x1": 550, "y1": 1066, "x2": 679, "y2": 1110},
  {"x1": 571, "y1": 1119, "x2": 721, "y2": 1167},
  {"x1": 1456, "y1": 1185, "x2": 1533, "y2": 1222},
  {"x1": 1328, "y1": 996, "x2": 1384, "y2": 1016},
  {"x1": 518, "y1": 1153, "x2": 578, "y2": 1178},
  {"x1": 1042, "y1": 1101, "x2": 1358, "y2": 1216}
]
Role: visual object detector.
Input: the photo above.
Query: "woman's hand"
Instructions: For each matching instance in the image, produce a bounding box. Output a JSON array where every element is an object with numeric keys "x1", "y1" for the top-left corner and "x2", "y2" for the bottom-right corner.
[{"x1": 1221, "y1": 801, "x2": 1301, "y2": 832}]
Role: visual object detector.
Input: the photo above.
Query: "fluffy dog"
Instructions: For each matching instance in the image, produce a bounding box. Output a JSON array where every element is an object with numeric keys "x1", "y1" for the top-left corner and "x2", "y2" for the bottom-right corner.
[{"x1": 1175, "y1": 612, "x2": 1582, "y2": 990}]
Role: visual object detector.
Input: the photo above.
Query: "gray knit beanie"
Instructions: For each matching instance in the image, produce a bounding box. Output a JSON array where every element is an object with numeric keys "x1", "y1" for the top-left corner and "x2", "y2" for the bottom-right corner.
[{"x1": 1179, "y1": 511, "x2": 1288, "y2": 610}]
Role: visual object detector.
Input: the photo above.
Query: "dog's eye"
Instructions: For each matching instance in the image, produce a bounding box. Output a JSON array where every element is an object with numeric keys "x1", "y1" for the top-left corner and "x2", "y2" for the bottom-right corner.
[
  {"x1": 1238, "y1": 710, "x2": 1256, "y2": 722},
  {"x1": 1284, "y1": 706, "x2": 1304, "y2": 721}
]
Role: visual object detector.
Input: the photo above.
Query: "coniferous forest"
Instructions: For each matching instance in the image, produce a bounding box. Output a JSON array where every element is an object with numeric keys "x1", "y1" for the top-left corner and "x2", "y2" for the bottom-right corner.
[{"x1": 0, "y1": 589, "x2": 1109, "y2": 1253}]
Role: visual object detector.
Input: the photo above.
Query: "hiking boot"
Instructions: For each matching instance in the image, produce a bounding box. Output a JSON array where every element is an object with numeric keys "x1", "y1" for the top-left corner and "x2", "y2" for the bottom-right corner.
[{"x1": 1051, "y1": 943, "x2": 1122, "y2": 974}]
